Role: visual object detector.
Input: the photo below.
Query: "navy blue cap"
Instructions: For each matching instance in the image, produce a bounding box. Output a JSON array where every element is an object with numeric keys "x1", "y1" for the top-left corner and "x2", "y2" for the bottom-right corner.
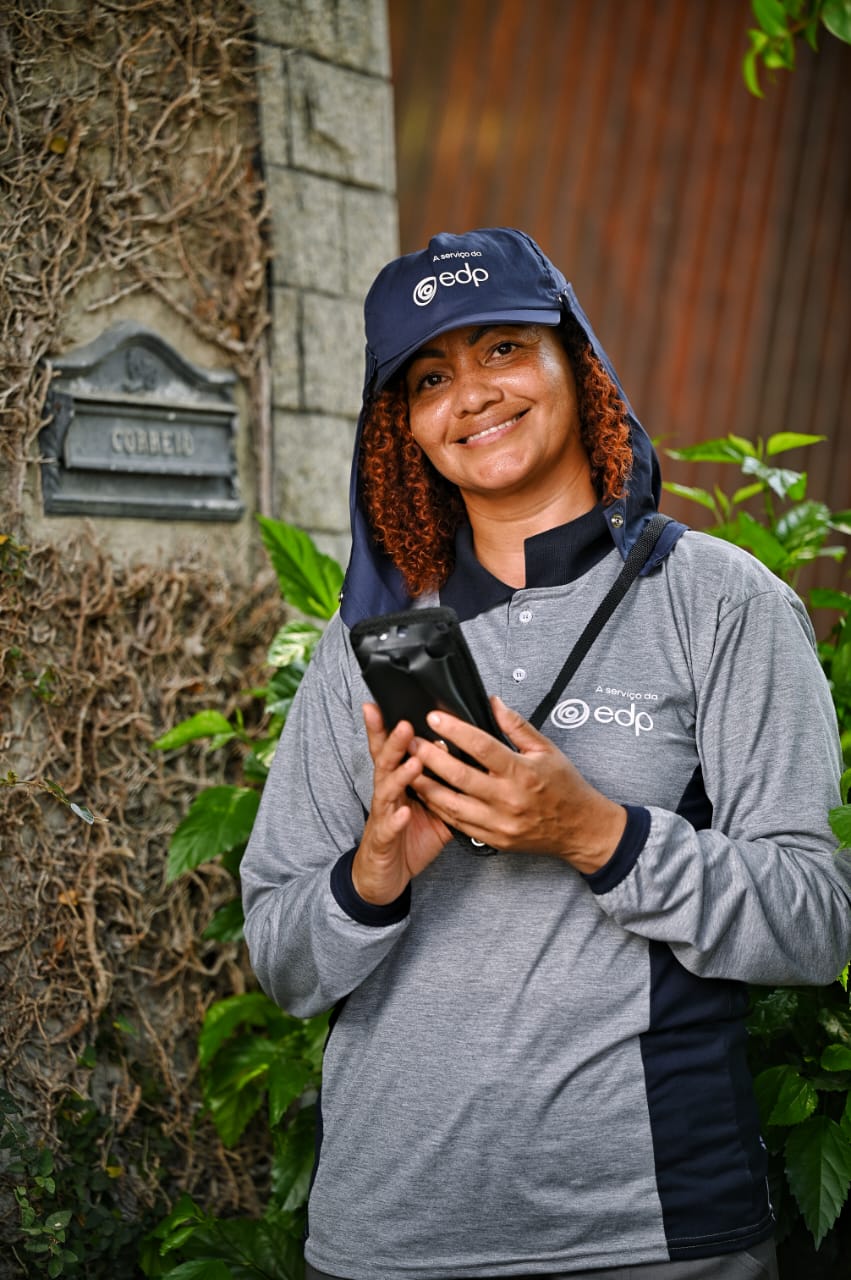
[{"x1": 364, "y1": 227, "x2": 566, "y2": 393}]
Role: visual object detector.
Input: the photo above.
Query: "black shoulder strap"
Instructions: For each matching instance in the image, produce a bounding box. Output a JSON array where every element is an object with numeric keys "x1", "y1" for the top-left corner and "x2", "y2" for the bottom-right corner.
[{"x1": 528, "y1": 514, "x2": 672, "y2": 731}]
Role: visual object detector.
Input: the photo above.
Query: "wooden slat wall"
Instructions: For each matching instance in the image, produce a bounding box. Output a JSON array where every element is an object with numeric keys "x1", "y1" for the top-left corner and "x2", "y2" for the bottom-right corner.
[{"x1": 389, "y1": 0, "x2": 850, "y2": 593}]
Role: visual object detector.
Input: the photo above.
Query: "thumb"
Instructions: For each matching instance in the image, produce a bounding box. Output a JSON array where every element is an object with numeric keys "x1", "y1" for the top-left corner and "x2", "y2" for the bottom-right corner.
[{"x1": 491, "y1": 695, "x2": 549, "y2": 753}]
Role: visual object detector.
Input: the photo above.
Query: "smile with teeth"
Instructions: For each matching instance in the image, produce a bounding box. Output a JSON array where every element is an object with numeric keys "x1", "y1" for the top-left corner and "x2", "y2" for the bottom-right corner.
[{"x1": 460, "y1": 410, "x2": 527, "y2": 445}]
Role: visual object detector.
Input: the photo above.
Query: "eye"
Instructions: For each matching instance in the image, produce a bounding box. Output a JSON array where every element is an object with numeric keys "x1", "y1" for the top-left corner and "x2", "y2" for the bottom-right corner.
[
  {"x1": 493, "y1": 340, "x2": 519, "y2": 357},
  {"x1": 412, "y1": 370, "x2": 445, "y2": 393}
]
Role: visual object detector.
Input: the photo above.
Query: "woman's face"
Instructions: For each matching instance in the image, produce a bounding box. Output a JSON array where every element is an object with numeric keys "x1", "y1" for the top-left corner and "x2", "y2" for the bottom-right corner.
[{"x1": 404, "y1": 323, "x2": 589, "y2": 509}]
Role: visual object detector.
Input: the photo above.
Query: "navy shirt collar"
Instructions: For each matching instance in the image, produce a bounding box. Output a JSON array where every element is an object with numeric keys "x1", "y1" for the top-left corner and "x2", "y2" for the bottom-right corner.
[{"x1": 440, "y1": 503, "x2": 612, "y2": 622}]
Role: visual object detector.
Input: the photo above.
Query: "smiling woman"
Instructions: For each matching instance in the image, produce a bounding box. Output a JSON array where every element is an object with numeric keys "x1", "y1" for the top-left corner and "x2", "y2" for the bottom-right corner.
[
  {"x1": 404, "y1": 324, "x2": 591, "y2": 531},
  {"x1": 361, "y1": 308, "x2": 633, "y2": 595},
  {"x1": 240, "y1": 227, "x2": 851, "y2": 1280}
]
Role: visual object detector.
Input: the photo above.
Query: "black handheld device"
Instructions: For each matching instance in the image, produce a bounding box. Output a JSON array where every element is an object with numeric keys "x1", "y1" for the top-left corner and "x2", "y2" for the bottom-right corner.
[
  {"x1": 350, "y1": 606, "x2": 512, "y2": 768},
  {"x1": 350, "y1": 607, "x2": 511, "y2": 855}
]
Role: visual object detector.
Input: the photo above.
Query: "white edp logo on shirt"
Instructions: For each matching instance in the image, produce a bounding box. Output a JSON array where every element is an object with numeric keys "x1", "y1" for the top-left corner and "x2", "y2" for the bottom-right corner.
[{"x1": 551, "y1": 698, "x2": 654, "y2": 736}]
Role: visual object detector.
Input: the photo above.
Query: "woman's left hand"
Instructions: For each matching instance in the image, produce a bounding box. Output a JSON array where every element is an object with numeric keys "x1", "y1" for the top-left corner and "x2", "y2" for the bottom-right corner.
[{"x1": 408, "y1": 696, "x2": 627, "y2": 874}]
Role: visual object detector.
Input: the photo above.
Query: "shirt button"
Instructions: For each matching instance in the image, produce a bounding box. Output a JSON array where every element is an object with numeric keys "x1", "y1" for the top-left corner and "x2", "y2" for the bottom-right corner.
[
  {"x1": 512, "y1": 668, "x2": 527, "y2": 683},
  {"x1": 519, "y1": 609, "x2": 533, "y2": 623}
]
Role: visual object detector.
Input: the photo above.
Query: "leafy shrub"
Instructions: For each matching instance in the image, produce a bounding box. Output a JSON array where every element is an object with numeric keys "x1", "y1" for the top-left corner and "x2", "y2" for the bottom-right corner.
[
  {"x1": 665, "y1": 432, "x2": 851, "y2": 1264},
  {"x1": 743, "y1": 0, "x2": 851, "y2": 98},
  {"x1": 141, "y1": 517, "x2": 342, "y2": 1279}
]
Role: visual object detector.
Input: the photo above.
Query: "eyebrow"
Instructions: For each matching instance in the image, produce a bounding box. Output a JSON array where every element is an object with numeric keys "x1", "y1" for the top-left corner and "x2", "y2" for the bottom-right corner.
[{"x1": 407, "y1": 325, "x2": 499, "y2": 366}]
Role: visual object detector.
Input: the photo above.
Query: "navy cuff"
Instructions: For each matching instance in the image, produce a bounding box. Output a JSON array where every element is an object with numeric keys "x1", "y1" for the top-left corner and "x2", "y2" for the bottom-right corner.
[
  {"x1": 583, "y1": 805, "x2": 651, "y2": 894},
  {"x1": 330, "y1": 846, "x2": 412, "y2": 927}
]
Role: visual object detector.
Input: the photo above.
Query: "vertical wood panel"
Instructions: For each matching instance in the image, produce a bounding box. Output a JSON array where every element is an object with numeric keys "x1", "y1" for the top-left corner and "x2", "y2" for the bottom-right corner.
[{"x1": 388, "y1": 0, "x2": 851, "y2": 593}]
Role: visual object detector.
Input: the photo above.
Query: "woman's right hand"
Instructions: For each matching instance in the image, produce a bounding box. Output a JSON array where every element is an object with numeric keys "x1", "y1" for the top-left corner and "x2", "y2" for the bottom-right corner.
[{"x1": 352, "y1": 703, "x2": 451, "y2": 905}]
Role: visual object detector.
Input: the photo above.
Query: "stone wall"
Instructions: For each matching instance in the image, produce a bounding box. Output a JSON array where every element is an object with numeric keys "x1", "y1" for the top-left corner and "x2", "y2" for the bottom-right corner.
[
  {"x1": 18, "y1": 0, "x2": 398, "y2": 577},
  {"x1": 255, "y1": 0, "x2": 398, "y2": 567}
]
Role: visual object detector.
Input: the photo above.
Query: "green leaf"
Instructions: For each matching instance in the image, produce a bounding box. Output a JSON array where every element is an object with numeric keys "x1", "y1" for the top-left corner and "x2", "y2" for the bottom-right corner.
[
  {"x1": 264, "y1": 663, "x2": 307, "y2": 720},
  {"x1": 748, "y1": 987, "x2": 801, "y2": 1038},
  {"x1": 840, "y1": 768, "x2": 851, "y2": 805},
  {"x1": 762, "y1": 47, "x2": 790, "y2": 68},
  {"x1": 162, "y1": 1263, "x2": 233, "y2": 1280},
  {"x1": 731, "y1": 482, "x2": 767, "y2": 506},
  {"x1": 828, "y1": 508, "x2": 851, "y2": 536},
  {"x1": 766, "y1": 432, "x2": 826, "y2": 456},
  {"x1": 740, "y1": 455, "x2": 807, "y2": 500},
  {"x1": 268, "y1": 1058, "x2": 314, "y2": 1127},
  {"x1": 822, "y1": 0, "x2": 851, "y2": 43},
  {"x1": 44, "y1": 1210, "x2": 72, "y2": 1231},
  {"x1": 68, "y1": 802, "x2": 95, "y2": 824},
  {"x1": 743, "y1": 43, "x2": 765, "y2": 96},
  {"x1": 146, "y1": 1193, "x2": 206, "y2": 1243},
  {"x1": 202, "y1": 898, "x2": 244, "y2": 943},
  {"x1": 754, "y1": 1065, "x2": 818, "y2": 1127},
  {"x1": 810, "y1": 588, "x2": 851, "y2": 611},
  {"x1": 203, "y1": 1042, "x2": 272, "y2": 1146},
  {"x1": 753, "y1": 0, "x2": 790, "y2": 38},
  {"x1": 268, "y1": 621, "x2": 323, "y2": 669},
  {"x1": 829, "y1": 804, "x2": 851, "y2": 849},
  {"x1": 661, "y1": 482, "x2": 717, "y2": 513},
  {"x1": 271, "y1": 1107, "x2": 317, "y2": 1211},
  {"x1": 242, "y1": 752, "x2": 271, "y2": 785},
  {"x1": 726, "y1": 432, "x2": 759, "y2": 458},
  {"x1": 713, "y1": 485, "x2": 731, "y2": 519},
  {"x1": 198, "y1": 992, "x2": 285, "y2": 1069},
  {"x1": 666, "y1": 437, "x2": 750, "y2": 464},
  {"x1": 785, "y1": 1115, "x2": 851, "y2": 1247},
  {"x1": 182, "y1": 1215, "x2": 305, "y2": 1279},
  {"x1": 774, "y1": 501, "x2": 832, "y2": 551},
  {"x1": 820, "y1": 1043, "x2": 851, "y2": 1071},
  {"x1": 42, "y1": 778, "x2": 69, "y2": 802},
  {"x1": 166, "y1": 787, "x2": 259, "y2": 881},
  {"x1": 257, "y1": 515, "x2": 343, "y2": 620},
  {"x1": 723, "y1": 512, "x2": 789, "y2": 573},
  {"x1": 818, "y1": 1001, "x2": 851, "y2": 1044},
  {"x1": 152, "y1": 711, "x2": 235, "y2": 751}
]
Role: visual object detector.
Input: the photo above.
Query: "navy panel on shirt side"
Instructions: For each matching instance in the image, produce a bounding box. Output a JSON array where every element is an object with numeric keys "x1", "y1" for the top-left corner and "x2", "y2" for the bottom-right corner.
[
  {"x1": 675, "y1": 764, "x2": 714, "y2": 832},
  {"x1": 639, "y1": 771, "x2": 774, "y2": 1259}
]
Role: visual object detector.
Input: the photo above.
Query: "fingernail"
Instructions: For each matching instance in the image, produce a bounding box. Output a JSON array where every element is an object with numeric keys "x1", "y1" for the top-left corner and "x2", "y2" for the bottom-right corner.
[{"x1": 427, "y1": 711, "x2": 441, "y2": 727}]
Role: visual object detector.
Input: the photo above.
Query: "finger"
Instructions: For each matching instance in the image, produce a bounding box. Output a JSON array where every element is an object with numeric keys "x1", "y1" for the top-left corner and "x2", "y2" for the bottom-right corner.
[
  {"x1": 373, "y1": 754, "x2": 423, "y2": 814},
  {"x1": 363, "y1": 703, "x2": 415, "y2": 770},
  {"x1": 362, "y1": 700, "x2": 386, "y2": 735},
  {"x1": 362, "y1": 701, "x2": 388, "y2": 760},
  {"x1": 490, "y1": 696, "x2": 550, "y2": 753},
  {"x1": 412, "y1": 735, "x2": 492, "y2": 798},
  {"x1": 408, "y1": 774, "x2": 498, "y2": 845},
  {"x1": 423, "y1": 710, "x2": 514, "y2": 772}
]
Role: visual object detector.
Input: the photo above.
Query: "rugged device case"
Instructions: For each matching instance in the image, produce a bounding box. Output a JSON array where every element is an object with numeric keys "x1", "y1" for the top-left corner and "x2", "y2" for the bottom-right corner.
[{"x1": 350, "y1": 606, "x2": 512, "y2": 770}]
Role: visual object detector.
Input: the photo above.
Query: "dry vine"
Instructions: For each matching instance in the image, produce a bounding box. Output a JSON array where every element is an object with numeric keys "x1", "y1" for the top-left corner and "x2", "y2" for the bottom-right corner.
[
  {"x1": 0, "y1": 0, "x2": 280, "y2": 1265},
  {"x1": 0, "y1": 532, "x2": 283, "y2": 1251},
  {"x1": 0, "y1": 0, "x2": 272, "y2": 521}
]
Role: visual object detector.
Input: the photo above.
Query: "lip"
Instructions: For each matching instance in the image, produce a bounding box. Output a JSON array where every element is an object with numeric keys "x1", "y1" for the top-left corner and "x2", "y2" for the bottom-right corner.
[{"x1": 458, "y1": 409, "x2": 528, "y2": 446}]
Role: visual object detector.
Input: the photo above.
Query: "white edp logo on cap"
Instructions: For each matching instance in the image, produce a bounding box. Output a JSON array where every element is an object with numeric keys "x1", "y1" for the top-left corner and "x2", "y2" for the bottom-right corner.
[
  {"x1": 412, "y1": 261, "x2": 490, "y2": 306},
  {"x1": 413, "y1": 276, "x2": 437, "y2": 306}
]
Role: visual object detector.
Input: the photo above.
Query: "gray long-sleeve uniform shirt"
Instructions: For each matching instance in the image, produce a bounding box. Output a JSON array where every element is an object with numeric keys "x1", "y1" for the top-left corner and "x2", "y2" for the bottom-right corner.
[{"x1": 241, "y1": 526, "x2": 851, "y2": 1279}]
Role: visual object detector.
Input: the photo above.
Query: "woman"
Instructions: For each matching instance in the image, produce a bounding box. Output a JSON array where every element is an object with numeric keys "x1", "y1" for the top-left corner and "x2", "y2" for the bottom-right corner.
[{"x1": 241, "y1": 228, "x2": 851, "y2": 1280}]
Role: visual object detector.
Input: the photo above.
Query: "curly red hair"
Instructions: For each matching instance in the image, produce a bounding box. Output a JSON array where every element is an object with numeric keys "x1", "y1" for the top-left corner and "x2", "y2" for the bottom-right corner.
[{"x1": 359, "y1": 315, "x2": 633, "y2": 597}]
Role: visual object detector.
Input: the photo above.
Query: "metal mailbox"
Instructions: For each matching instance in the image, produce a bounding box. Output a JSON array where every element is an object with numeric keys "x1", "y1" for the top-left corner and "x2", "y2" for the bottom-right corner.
[{"x1": 40, "y1": 322, "x2": 245, "y2": 521}]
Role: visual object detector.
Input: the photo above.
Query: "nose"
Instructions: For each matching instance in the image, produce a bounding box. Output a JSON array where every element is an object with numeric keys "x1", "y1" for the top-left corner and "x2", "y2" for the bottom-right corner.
[{"x1": 451, "y1": 362, "x2": 502, "y2": 417}]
